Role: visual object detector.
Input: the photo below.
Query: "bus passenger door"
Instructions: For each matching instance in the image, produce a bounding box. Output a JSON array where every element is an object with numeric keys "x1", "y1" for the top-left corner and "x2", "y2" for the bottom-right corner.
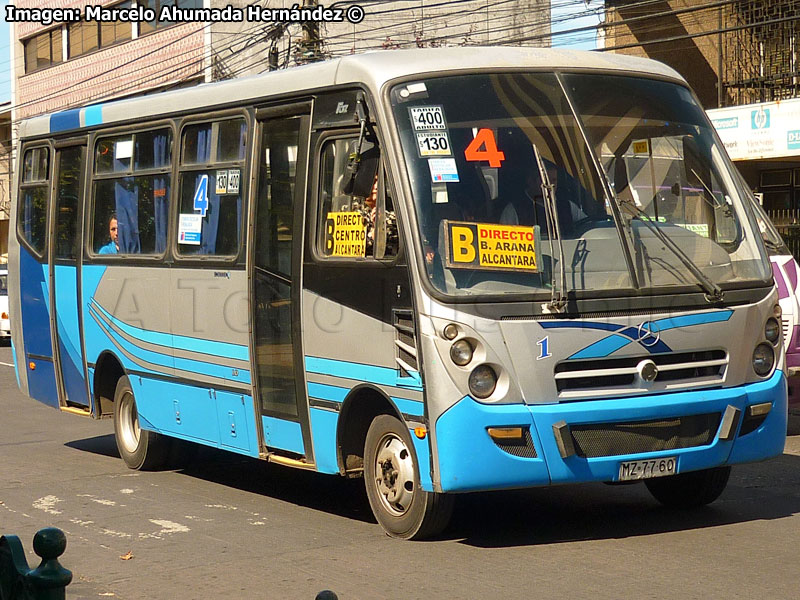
[
  {"x1": 50, "y1": 142, "x2": 91, "y2": 411},
  {"x1": 250, "y1": 105, "x2": 312, "y2": 460}
]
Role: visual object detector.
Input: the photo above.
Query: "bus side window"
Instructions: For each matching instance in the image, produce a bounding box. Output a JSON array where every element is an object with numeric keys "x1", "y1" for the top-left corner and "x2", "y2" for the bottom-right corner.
[
  {"x1": 317, "y1": 136, "x2": 398, "y2": 260},
  {"x1": 91, "y1": 129, "x2": 172, "y2": 255},
  {"x1": 17, "y1": 146, "x2": 50, "y2": 256},
  {"x1": 176, "y1": 118, "x2": 247, "y2": 258}
]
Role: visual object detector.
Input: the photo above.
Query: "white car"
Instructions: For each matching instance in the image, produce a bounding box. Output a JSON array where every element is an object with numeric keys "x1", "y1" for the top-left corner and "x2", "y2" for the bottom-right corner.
[{"x1": 0, "y1": 268, "x2": 9, "y2": 340}]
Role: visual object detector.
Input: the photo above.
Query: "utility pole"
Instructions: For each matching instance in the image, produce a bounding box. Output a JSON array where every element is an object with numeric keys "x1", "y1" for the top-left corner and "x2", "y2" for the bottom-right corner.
[{"x1": 297, "y1": 0, "x2": 324, "y2": 63}]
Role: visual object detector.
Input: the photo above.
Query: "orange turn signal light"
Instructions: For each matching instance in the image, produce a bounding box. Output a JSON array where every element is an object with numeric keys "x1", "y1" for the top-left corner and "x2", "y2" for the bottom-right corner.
[
  {"x1": 414, "y1": 426, "x2": 427, "y2": 439},
  {"x1": 487, "y1": 427, "x2": 524, "y2": 441},
  {"x1": 28, "y1": 362, "x2": 36, "y2": 371}
]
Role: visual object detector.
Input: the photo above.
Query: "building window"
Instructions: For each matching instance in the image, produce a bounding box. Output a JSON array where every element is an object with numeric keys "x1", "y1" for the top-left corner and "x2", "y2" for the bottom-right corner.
[
  {"x1": 68, "y1": 21, "x2": 99, "y2": 58},
  {"x1": 68, "y1": 1, "x2": 132, "y2": 60},
  {"x1": 23, "y1": 29, "x2": 63, "y2": 73},
  {"x1": 139, "y1": 0, "x2": 202, "y2": 35}
]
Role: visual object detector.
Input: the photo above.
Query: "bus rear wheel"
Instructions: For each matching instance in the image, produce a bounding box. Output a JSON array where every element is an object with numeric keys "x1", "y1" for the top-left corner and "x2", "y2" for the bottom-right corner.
[
  {"x1": 645, "y1": 466, "x2": 731, "y2": 508},
  {"x1": 113, "y1": 376, "x2": 171, "y2": 470},
  {"x1": 363, "y1": 415, "x2": 453, "y2": 540}
]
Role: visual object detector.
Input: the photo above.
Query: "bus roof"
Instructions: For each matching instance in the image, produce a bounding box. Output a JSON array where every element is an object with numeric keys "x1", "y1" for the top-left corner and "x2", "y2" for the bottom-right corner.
[{"x1": 20, "y1": 47, "x2": 684, "y2": 139}]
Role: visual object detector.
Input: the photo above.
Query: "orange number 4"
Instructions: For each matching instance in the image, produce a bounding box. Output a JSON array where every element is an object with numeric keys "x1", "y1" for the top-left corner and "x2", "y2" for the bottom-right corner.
[{"x1": 464, "y1": 128, "x2": 505, "y2": 168}]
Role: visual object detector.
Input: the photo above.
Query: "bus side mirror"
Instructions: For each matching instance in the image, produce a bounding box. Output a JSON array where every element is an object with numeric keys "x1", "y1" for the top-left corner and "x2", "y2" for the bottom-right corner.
[{"x1": 343, "y1": 145, "x2": 379, "y2": 198}]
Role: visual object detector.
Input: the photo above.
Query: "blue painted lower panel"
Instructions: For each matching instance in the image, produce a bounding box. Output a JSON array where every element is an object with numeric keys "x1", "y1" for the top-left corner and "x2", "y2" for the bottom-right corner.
[
  {"x1": 26, "y1": 358, "x2": 59, "y2": 409},
  {"x1": 19, "y1": 249, "x2": 57, "y2": 407},
  {"x1": 411, "y1": 433, "x2": 434, "y2": 492},
  {"x1": 133, "y1": 376, "x2": 259, "y2": 458},
  {"x1": 309, "y1": 408, "x2": 340, "y2": 474},
  {"x1": 262, "y1": 416, "x2": 304, "y2": 455},
  {"x1": 435, "y1": 371, "x2": 787, "y2": 493}
]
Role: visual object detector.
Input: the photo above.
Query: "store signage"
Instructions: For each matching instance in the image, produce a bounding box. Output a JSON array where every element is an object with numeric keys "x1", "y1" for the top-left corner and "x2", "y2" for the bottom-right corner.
[{"x1": 708, "y1": 97, "x2": 800, "y2": 160}]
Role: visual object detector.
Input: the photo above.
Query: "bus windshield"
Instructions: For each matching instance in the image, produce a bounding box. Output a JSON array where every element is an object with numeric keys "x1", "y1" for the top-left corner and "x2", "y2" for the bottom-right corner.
[{"x1": 390, "y1": 73, "x2": 768, "y2": 298}]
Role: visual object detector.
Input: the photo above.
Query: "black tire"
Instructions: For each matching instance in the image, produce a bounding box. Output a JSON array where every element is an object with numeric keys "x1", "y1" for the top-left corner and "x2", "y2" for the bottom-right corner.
[
  {"x1": 645, "y1": 466, "x2": 731, "y2": 508},
  {"x1": 113, "y1": 376, "x2": 171, "y2": 470},
  {"x1": 364, "y1": 414, "x2": 454, "y2": 540}
]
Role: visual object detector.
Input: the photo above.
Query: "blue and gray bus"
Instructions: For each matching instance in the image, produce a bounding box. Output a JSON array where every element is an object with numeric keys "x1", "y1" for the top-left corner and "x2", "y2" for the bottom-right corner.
[{"x1": 8, "y1": 48, "x2": 787, "y2": 539}]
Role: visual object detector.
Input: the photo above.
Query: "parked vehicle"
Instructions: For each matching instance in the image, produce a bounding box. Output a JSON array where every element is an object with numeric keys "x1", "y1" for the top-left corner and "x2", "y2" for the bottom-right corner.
[
  {"x1": 0, "y1": 268, "x2": 9, "y2": 340},
  {"x1": 750, "y1": 198, "x2": 800, "y2": 410}
]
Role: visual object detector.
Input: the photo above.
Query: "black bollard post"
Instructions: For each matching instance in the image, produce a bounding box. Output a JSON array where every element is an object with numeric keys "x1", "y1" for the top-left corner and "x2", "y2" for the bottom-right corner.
[
  {"x1": 0, "y1": 528, "x2": 72, "y2": 600},
  {"x1": 26, "y1": 528, "x2": 72, "y2": 600}
]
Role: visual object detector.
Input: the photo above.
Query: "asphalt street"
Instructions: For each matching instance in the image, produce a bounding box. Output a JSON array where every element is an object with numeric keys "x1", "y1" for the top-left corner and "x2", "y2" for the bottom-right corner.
[{"x1": 2, "y1": 342, "x2": 800, "y2": 599}]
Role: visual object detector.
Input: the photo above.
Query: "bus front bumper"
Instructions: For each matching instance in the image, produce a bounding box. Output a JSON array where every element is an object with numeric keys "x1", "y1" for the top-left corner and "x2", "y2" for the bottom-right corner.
[{"x1": 434, "y1": 370, "x2": 787, "y2": 493}]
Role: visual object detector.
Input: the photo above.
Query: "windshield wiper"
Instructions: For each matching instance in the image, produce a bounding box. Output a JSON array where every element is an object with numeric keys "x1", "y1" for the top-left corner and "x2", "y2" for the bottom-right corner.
[
  {"x1": 532, "y1": 145, "x2": 567, "y2": 312},
  {"x1": 618, "y1": 198, "x2": 724, "y2": 303}
]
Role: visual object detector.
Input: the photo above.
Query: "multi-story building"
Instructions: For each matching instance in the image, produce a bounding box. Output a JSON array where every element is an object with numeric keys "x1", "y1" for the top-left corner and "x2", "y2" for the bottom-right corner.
[{"x1": 12, "y1": 1, "x2": 550, "y2": 121}]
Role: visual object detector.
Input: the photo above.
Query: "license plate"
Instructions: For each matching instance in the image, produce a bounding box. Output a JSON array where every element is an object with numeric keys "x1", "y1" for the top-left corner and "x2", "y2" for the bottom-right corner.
[{"x1": 618, "y1": 457, "x2": 677, "y2": 481}]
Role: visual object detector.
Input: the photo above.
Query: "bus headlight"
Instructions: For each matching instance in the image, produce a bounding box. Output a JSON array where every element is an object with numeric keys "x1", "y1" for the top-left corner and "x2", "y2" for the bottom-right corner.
[
  {"x1": 752, "y1": 343, "x2": 775, "y2": 377},
  {"x1": 450, "y1": 339, "x2": 473, "y2": 366},
  {"x1": 765, "y1": 318, "x2": 781, "y2": 346},
  {"x1": 442, "y1": 323, "x2": 459, "y2": 340},
  {"x1": 469, "y1": 365, "x2": 497, "y2": 399}
]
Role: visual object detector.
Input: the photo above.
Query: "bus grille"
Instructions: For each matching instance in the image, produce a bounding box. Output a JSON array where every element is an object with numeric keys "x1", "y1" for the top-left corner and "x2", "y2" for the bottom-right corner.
[
  {"x1": 570, "y1": 413, "x2": 721, "y2": 458},
  {"x1": 554, "y1": 350, "x2": 727, "y2": 397}
]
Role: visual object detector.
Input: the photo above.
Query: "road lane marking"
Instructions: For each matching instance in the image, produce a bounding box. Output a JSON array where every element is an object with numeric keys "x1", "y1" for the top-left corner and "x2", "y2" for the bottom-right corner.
[{"x1": 0, "y1": 361, "x2": 14, "y2": 367}]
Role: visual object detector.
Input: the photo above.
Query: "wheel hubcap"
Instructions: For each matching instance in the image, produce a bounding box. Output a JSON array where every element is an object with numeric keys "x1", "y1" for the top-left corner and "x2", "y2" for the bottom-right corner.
[
  {"x1": 118, "y1": 391, "x2": 140, "y2": 454},
  {"x1": 374, "y1": 433, "x2": 415, "y2": 516}
]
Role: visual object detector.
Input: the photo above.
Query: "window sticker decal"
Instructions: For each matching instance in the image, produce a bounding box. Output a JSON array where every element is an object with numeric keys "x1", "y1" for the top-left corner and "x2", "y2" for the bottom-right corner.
[
  {"x1": 227, "y1": 168, "x2": 240, "y2": 194},
  {"x1": 410, "y1": 106, "x2": 446, "y2": 131},
  {"x1": 632, "y1": 139, "x2": 650, "y2": 155},
  {"x1": 417, "y1": 131, "x2": 451, "y2": 157},
  {"x1": 115, "y1": 139, "x2": 133, "y2": 160},
  {"x1": 444, "y1": 220, "x2": 538, "y2": 272},
  {"x1": 215, "y1": 169, "x2": 228, "y2": 194},
  {"x1": 179, "y1": 214, "x2": 202, "y2": 245},
  {"x1": 464, "y1": 128, "x2": 505, "y2": 167},
  {"x1": 193, "y1": 174, "x2": 209, "y2": 217},
  {"x1": 323, "y1": 211, "x2": 367, "y2": 257},
  {"x1": 428, "y1": 157, "x2": 459, "y2": 182}
]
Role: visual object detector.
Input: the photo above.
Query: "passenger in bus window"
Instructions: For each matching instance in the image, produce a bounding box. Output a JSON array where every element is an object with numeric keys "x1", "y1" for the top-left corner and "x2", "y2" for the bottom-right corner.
[{"x1": 98, "y1": 215, "x2": 119, "y2": 254}]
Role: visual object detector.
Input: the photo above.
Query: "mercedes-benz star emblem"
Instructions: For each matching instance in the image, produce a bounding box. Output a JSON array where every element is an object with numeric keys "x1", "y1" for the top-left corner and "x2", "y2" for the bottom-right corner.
[{"x1": 637, "y1": 321, "x2": 661, "y2": 347}]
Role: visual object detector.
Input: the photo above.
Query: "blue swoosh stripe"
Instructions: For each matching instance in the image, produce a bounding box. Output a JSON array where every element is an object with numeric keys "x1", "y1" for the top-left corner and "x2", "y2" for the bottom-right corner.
[
  {"x1": 89, "y1": 304, "x2": 251, "y2": 384},
  {"x1": 654, "y1": 310, "x2": 733, "y2": 330},
  {"x1": 569, "y1": 335, "x2": 633, "y2": 360},
  {"x1": 91, "y1": 299, "x2": 249, "y2": 361},
  {"x1": 548, "y1": 310, "x2": 733, "y2": 359},
  {"x1": 540, "y1": 321, "x2": 623, "y2": 332},
  {"x1": 308, "y1": 382, "x2": 423, "y2": 417},
  {"x1": 305, "y1": 356, "x2": 422, "y2": 390}
]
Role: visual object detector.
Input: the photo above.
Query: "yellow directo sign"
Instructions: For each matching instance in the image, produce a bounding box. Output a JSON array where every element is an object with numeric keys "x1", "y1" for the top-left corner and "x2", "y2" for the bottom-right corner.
[
  {"x1": 324, "y1": 211, "x2": 366, "y2": 257},
  {"x1": 445, "y1": 221, "x2": 537, "y2": 271}
]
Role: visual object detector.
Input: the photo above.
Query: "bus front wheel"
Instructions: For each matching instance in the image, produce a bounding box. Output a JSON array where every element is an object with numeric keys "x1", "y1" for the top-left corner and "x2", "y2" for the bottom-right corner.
[
  {"x1": 113, "y1": 376, "x2": 170, "y2": 470},
  {"x1": 645, "y1": 466, "x2": 731, "y2": 508},
  {"x1": 363, "y1": 415, "x2": 453, "y2": 540}
]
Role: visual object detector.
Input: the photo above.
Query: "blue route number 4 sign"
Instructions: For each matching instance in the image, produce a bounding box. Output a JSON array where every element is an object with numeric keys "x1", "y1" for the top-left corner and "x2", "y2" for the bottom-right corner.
[{"x1": 193, "y1": 174, "x2": 209, "y2": 217}]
